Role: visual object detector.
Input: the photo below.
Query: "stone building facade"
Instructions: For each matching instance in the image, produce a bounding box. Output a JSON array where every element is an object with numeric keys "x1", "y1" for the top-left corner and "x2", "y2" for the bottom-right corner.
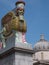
[{"x1": 33, "y1": 35, "x2": 49, "y2": 65}]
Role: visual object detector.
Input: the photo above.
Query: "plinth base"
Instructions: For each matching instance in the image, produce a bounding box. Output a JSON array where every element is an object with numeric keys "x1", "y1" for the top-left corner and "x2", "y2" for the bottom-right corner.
[
  {"x1": 0, "y1": 46, "x2": 33, "y2": 65},
  {"x1": 0, "y1": 32, "x2": 33, "y2": 65}
]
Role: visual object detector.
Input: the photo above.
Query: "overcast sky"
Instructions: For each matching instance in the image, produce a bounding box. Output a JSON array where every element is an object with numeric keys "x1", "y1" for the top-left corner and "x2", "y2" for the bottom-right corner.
[{"x1": 0, "y1": 0, "x2": 49, "y2": 47}]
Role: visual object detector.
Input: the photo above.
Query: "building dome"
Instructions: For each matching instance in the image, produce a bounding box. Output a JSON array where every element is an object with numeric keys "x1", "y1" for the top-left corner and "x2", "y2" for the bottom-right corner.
[{"x1": 33, "y1": 34, "x2": 49, "y2": 52}]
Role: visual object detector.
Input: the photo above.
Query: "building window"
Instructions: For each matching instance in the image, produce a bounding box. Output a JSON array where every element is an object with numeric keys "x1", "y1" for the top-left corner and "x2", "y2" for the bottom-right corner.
[
  {"x1": 48, "y1": 46, "x2": 49, "y2": 49},
  {"x1": 43, "y1": 46, "x2": 45, "y2": 49}
]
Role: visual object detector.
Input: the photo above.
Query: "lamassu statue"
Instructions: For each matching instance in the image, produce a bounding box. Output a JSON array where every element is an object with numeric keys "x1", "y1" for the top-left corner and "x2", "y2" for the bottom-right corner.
[{"x1": 0, "y1": 1, "x2": 27, "y2": 48}]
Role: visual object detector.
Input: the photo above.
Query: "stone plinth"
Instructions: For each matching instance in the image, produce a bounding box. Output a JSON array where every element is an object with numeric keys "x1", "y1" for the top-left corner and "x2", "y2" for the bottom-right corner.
[{"x1": 0, "y1": 34, "x2": 33, "y2": 65}]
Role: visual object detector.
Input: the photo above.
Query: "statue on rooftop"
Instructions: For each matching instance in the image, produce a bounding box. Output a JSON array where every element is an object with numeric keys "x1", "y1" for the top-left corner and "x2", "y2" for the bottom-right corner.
[{"x1": 0, "y1": 1, "x2": 27, "y2": 48}]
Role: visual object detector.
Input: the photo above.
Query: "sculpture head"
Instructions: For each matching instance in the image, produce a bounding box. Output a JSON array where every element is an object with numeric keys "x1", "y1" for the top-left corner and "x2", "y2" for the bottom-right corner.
[{"x1": 15, "y1": 1, "x2": 25, "y2": 21}]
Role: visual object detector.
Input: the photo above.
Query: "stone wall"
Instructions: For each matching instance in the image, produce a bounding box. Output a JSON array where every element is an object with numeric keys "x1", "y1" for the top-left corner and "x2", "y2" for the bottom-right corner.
[
  {"x1": 0, "y1": 53, "x2": 15, "y2": 65},
  {"x1": 0, "y1": 52, "x2": 33, "y2": 65},
  {"x1": 15, "y1": 52, "x2": 33, "y2": 65}
]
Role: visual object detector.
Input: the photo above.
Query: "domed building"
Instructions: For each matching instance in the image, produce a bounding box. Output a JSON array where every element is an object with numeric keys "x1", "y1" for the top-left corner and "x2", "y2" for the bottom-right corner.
[{"x1": 33, "y1": 34, "x2": 49, "y2": 65}]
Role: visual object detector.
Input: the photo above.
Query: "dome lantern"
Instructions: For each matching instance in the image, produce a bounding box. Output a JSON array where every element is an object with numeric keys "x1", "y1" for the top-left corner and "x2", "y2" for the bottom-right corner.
[
  {"x1": 33, "y1": 34, "x2": 49, "y2": 53},
  {"x1": 40, "y1": 34, "x2": 44, "y2": 40}
]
